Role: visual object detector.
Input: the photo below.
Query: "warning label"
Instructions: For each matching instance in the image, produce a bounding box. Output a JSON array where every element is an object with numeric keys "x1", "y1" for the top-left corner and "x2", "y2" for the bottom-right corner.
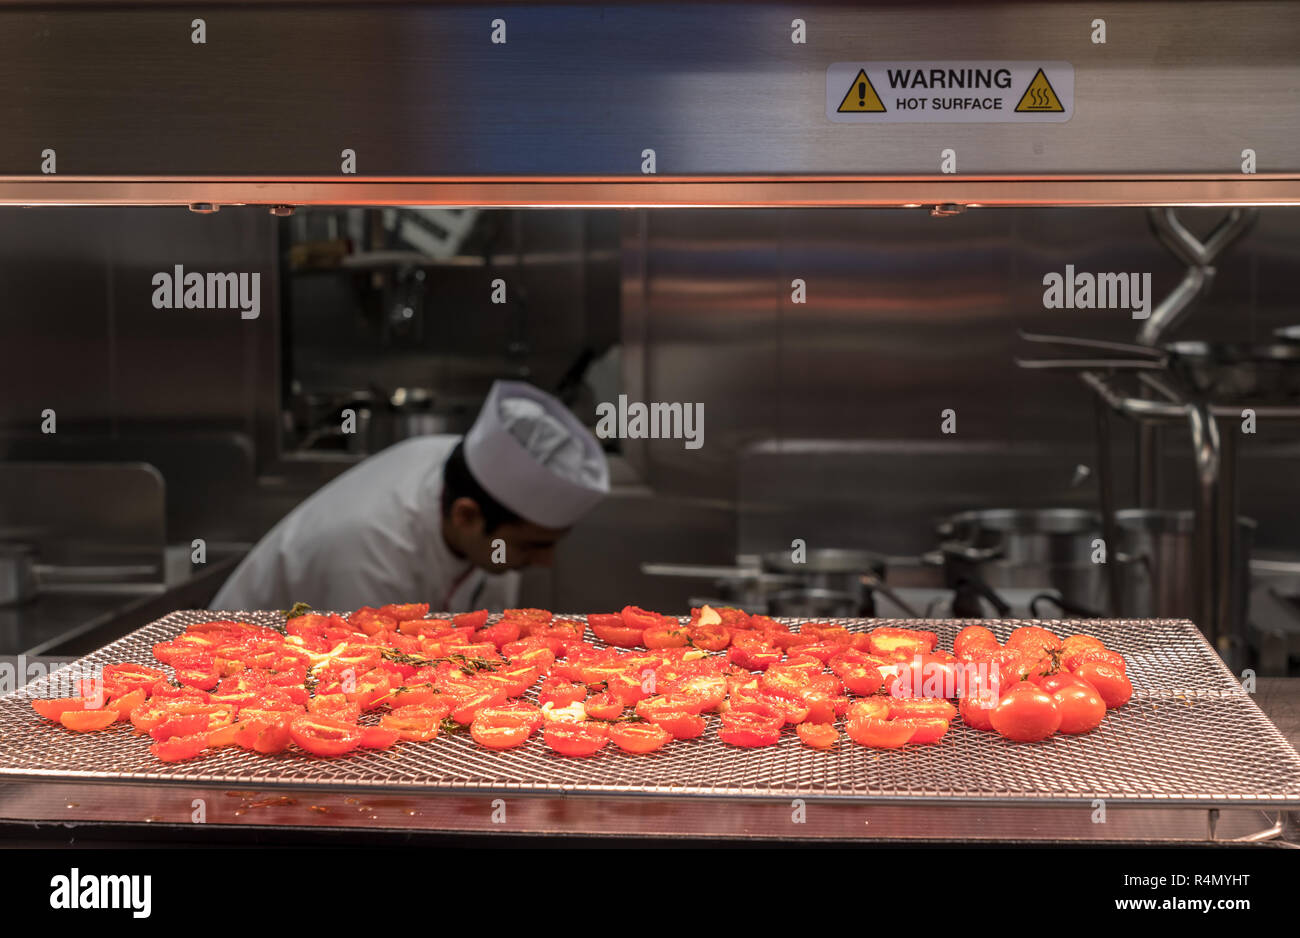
[{"x1": 826, "y1": 61, "x2": 1073, "y2": 123}]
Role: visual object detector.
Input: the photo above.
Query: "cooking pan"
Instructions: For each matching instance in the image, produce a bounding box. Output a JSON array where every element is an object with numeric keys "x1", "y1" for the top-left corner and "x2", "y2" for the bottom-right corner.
[{"x1": 1017, "y1": 330, "x2": 1300, "y2": 402}]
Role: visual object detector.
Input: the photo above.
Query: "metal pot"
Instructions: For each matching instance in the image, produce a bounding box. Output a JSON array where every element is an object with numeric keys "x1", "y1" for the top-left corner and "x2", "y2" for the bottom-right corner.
[
  {"x1": 1114, "y1": 509, "x2": 1255, "y2": 625},
  {"x1": 0, "y1": 543, "x2": 38, "y2": 606},
  {"x1": 647, "y1": 547, "x2": 911, "y2": 617},
  {"x1": 932, "y1": 509, "x2": 1108, "y2": 614},
  {"x1": 760, "y1": 548, "x2": 889, "y2": 617},
  {"x1": 766, "y1": 588, "x2": 861, "y2": 618}
]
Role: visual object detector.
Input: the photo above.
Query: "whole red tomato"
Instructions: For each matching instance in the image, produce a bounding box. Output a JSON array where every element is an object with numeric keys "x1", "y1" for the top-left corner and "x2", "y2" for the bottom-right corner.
[
  {"x1": 953, "y1": 625, "x2": 998, "y2": 658},
  {"x1": 990, "y1": 684, "x2": 1061, "y2": 742},
  {"x1": 1053, "y1": 684, "x2": 1106, "y2": 734},
  {"x1": 1072, "y1": 662, "x2": 1133, "y2": 709}
]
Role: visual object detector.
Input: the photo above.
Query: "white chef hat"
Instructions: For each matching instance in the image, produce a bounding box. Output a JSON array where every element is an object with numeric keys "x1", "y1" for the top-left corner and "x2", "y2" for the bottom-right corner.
[{"x1": 463, "y1": 380, "x2": 610, "y2": 528}]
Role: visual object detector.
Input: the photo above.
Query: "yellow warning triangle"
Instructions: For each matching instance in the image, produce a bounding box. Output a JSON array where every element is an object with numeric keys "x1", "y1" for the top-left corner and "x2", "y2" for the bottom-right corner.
[
  {"x1": 837, "y1": 69, "x2": 886, "y2": 113},
  {"x1": 1014, "y1": 68, "x2": 1064, "y2": 112}
]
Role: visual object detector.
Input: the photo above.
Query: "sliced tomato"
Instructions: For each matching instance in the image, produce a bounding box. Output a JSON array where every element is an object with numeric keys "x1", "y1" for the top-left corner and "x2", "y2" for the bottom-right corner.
[
  {"x1": 149, "y1": 713, "x2": 214, "y2": 742},
  {"x1": 174, "y1": 665, "x2": 220, "y2": 691},
  {"x1": 449, "y1": 690, "x2": 508, "y2": 725},
  {"x1": 470, "y1": 721, "x2": 532, "y2": 750},
  {"x1": 503, "y1": 608, "x2": 553, "y2": 623},
  {"x1": 150, "y1": 732, "x2": 209, "y2": 762},
  {"x1": 894, "y1": 717, "x2": 950, "y2": 744},
  {"x1": 587, "y1": 613, "x2": 644, "y2": 648},
  {"x1": 718, "y1": 710, "x2": 782, "y2": 747},
  {"x1": 380, "y1": 705, "x2": 444, "y2": 742},
  {"x1": 796, "y1": 722, "x2": 839, "y2": 750},
  {"x1": 233, "y1": 714, "x2": 292, "y2": 754},
  {"x1": 475, "y1": 619, "x2": 522, "y2": 650},
  {"x1": 867, "y1": 627, "x2": 937, "y2": 658},
  {"x1": 149, "y1": 679, "x2": 210, "y2": 703},
  {"x1": 645, "y1": 710, "x2": 706, "y2": 739},
  {"x1": 538, "y1": 677, "x2": 587, "y2": 709},
  {"x1": 102, "y1": 663, "x2": 169, "y2": 693},
  {"x1": 583, "y1": 692, "x2": 624, "y2": 721},
  {"x1": 845, "y1": 697, "x2": 891, "y2": 722},
  {"x1": 385, "y1": 683, "x2": 438, "y2": 710},
  {"x1": 840, "y1": 663, "x2": 884, "y2": 696},
  {"x1": 359, "y1": 725, "x2": 400, "y2": 749},
  {"x1": 796, "y1": 641, "x2": 850, "y2": 664},
  {"x1": 608, "y1": 721, "x2": 672, "y2": 753},
  {"x1": 475, "y1": 701, "x2": 543, "y2": 733},
  {"x1": 288, "y1": 714, "x2": 364, "y2": 757},
  {"x1": 845, "y1": 717, "x2": 914, "y2": 748},
  {"x1": 672, "y1": 674, "x2": 727, "y2": 712},
  {"x1": 886, "y1": 697, "x2": 957, "y2": 722},
  {"x1": 544, "y1": 721, "x2": 610, "y2": 757},
  {"x1": 477, "y1": 664, "x2": 539, "y2": 697},
  {"x1": 636, "y1": 693, "x2": 707, "y2": 720},
  {"x1": 798, "y1": 689, "x2": 838, "y2": 725},
  {"x1": 131, "y1": 701, "x2": 235, "y2": 736},
  {"x1": 377, "y1": 602, "x2": 429, "y2": 621},
  {"x1": 686, "y1": 622, "x2": 731, "y2": 651},
  {"x1": 32, "y1": 697, "x2": 87, "y2": 722},
  {"x1": 59, "y1": 710, "x2": 118, "y2": 732},
  {"x1": 643, "y1": 623, "x2": 690, "y2": 649},
  {"x1": 621, "y1": 605, "x2": 672, "y2": 631},
  {"x1": 726, "y1": 641, "x2": 781, "y2": 672},
  {"x1": 207, "y1": 722, "x2": 241, "y2": 747}
]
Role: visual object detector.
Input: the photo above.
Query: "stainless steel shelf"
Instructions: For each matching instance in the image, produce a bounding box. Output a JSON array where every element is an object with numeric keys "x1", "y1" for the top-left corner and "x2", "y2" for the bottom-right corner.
[{"x1": 1, "y1": 612, "x2": 1298, "y2": 840}]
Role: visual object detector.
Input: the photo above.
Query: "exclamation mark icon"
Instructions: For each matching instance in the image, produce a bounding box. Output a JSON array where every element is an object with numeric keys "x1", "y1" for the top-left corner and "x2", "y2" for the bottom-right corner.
[{"x1": 837, "y1": 68, "x2": 885, "y2": 113}]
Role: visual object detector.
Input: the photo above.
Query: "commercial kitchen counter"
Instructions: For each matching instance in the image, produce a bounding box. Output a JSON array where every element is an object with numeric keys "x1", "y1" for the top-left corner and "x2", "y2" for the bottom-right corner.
[{"x1": 0, "y1": 550, "x2": 243, "y2": 657}]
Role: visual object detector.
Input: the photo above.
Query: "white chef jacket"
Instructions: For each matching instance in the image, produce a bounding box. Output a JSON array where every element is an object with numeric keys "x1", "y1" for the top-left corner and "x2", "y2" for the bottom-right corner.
[{"x1": 210, "y1": 435, "x2": 520, "y2": 614}]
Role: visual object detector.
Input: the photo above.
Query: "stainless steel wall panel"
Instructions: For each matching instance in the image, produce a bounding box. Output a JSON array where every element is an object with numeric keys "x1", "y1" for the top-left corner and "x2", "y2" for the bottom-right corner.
[
  {"x1": 0, "y1": 206, "x2": 278, "y2": 439},
  {"x1": 0, "y1": 1, "x2": 1297, "y2": 204},
  {"x1": 624, "y1": 204, "x2": 1300, "y2": 563}
]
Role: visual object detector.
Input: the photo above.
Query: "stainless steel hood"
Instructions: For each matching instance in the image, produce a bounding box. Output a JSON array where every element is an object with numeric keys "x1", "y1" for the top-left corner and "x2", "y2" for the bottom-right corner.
[{"x1": 1, "y1": 1, "x2": 1298, "y2": 208}]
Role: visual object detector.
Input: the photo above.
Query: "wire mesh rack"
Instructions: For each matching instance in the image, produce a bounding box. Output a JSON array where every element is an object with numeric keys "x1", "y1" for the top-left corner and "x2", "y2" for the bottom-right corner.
[{"x1": 1, "y1": 611, "x2": 1297, "y2": 808}]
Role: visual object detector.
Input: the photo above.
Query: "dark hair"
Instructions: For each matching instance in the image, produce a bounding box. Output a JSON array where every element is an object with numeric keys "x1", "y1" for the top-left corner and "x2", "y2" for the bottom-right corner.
[{"x1": 440, "y1": 441, "x2": 524, "y2": 533}]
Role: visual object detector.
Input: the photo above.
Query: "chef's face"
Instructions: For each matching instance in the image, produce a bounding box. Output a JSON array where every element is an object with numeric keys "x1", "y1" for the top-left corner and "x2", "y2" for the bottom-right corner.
[{"x1": 447, "y1": 497, "x2": 567, "y2": 571}]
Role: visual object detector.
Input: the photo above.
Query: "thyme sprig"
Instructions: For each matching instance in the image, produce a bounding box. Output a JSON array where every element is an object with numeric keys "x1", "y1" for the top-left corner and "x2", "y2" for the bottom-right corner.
[
  {"x1": 381, "y1": 648, "x2": 499, "y2": 675},
  {"x1": 270, "y1": 601, "x2": 313, "y2": 635}
]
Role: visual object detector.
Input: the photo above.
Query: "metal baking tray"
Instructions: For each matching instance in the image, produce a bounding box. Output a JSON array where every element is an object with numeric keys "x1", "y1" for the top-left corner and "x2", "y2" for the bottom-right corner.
[{"x1": 1, "y1": 612, "x2": 1298, "y2": 841}]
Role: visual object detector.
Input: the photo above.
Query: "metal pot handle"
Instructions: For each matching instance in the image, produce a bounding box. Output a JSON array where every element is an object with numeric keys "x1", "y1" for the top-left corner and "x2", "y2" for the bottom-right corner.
[
  {"x1": 939, "y1": 539, "x2": 1005, "y2": 563},
  {"x1": 1029, "y1": 591, "x2": 1102, "y2": 619}
]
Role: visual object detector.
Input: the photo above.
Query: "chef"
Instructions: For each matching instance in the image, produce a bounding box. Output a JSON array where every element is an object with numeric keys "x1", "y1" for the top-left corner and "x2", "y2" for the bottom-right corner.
[{"x1": 211, "y1": 380, "x2": 609, "y2": 613}]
